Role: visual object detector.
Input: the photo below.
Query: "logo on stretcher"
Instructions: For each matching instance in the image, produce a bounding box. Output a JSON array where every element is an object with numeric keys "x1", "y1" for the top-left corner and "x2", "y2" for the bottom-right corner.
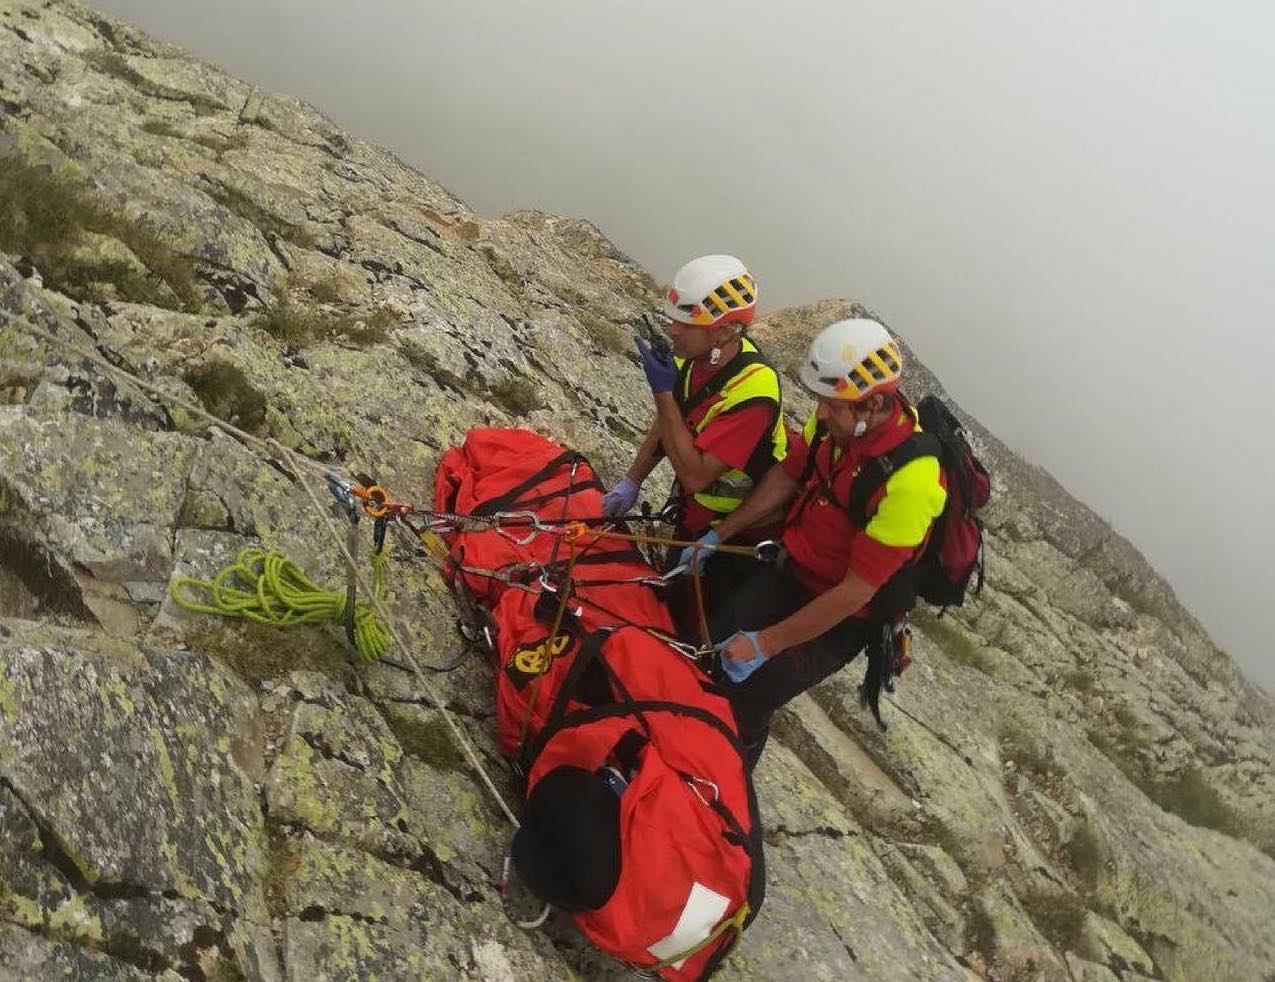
[{"x1": 505, "y1": 633, "x2": 574, "y2": 689}]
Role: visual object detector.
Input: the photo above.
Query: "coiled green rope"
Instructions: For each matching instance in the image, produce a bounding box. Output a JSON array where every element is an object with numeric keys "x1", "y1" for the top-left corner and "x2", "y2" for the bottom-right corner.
[{"x1": 169, "y1": 545, "x2": 390, "y2": 662}]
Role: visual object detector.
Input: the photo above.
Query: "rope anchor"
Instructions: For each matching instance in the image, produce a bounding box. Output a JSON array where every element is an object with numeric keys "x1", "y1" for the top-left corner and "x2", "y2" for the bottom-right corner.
[{"x1": 9, "y1": 312, "x2": 524, "y2": 831}]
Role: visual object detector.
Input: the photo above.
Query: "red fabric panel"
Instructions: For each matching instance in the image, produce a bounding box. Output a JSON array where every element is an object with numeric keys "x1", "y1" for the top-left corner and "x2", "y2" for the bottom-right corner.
[
  {"x1": 527, "y1": 635, "x2": 750, "y2": 982},
  {"x1": 691, "y1": 402, "x2": 774, "y2": 473},
  {"x1": 436, "y1": 428, "x2": 756, "y2": 980}
]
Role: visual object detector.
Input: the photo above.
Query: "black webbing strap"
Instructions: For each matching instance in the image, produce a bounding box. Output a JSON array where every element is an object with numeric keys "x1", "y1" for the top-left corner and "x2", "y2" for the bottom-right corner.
[
  {"x1": 529, "y1": 697, "x2": 746, "y2": 764},
  {"x1": 673, "y1": 348, "x2": 765, "y2": 417},
  {"x1": 611, "y1": 729, "x2": 649, "y2": 773},
  {"x1": 799, "y1": 426, "x2": 942, "y2": 530},
  {"x1": 532, "y1": 629, "x2": 608, "y2": 765},
  {"x1": 550, "y1": 547, "x2": 647, "y2": 568},
  {"x1": 738, "y1": 397, "x2": 783, "y2": 484},
  {"x1": 799, "y1": 425, "x2": 827, "y2": 488},
  {"x1": 471, "y1": 451, "x2": 586, "y2": 517},
  {"x1": 531, "y1": 698, "x2": 760, "y2": 872},
  {"x1": 844, "y1": 431, "x2": 941, "y2": 527},
  {"x1": 493, "y1": 479, "x2": 605, "y2": 514},
  {"x1": 342, "y1": 518, "x2": 359, "y2": 648}
]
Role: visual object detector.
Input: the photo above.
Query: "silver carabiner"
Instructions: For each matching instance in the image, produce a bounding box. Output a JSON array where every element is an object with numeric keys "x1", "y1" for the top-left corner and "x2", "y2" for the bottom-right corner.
[
  {"x1": 657, "y1": 634, "x2": 707, "y2": 663},
  {"x1": 494, "y1": 510, "x2": 541, "y2": 546},
  {"x1": 659, "y1": 563, "x2": 688, "y2": 582}
]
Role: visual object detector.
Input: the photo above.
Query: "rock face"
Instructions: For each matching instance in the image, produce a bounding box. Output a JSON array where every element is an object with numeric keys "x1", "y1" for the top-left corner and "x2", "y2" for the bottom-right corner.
[{"x1": 0, "y1": 3, "x2": 1272, "y2": 980}]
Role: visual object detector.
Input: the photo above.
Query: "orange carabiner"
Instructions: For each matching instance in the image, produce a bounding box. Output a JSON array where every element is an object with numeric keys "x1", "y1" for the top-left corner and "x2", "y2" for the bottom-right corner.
[{"x1": 354, "y1": 484, "x2": 391, "y2": 519}]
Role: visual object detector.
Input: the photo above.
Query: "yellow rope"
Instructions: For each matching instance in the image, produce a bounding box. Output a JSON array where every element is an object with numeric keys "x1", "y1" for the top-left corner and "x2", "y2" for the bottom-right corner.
[{"x1": 169, "y1": 545, "x2": 391, "y2": 662}]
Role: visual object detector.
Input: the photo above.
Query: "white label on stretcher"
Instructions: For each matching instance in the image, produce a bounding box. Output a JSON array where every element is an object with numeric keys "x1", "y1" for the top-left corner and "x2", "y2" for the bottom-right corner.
[{"x1": 646, "y1": 882, "x2": 731, "y2": 970}]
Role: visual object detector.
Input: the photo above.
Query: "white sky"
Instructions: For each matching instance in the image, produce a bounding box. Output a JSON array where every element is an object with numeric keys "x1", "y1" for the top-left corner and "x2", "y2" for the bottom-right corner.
[{"x1": 93, "y1": 0, "x2": 1275, "y2": 685}]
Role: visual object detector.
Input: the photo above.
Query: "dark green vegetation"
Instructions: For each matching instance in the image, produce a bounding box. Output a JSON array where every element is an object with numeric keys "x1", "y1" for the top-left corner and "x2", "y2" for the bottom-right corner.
[
  {"x1": 304, "y1": 278, "x2": 341, "y2": 304},
  {"x1": 182, "y1": 361, "x2": 267, "y2": 432},
  {"x1": 83, "y1": 47, "x2": 221, "y2": 110},
  {"x1": 1066, "y1": 820, "x2": 1108, "y2": 887},
  {"x1": 184, "y1": 621, "x2": 352, "y2": 688},
  {"x1": 913, "y1": 609, "x2": 995, "y2": 674},
  {"x1": 140, "y1": 119, "x2": 183, "y2": 139},
  {"x1": 379, "y1": 704, "x2": 466, "y2": 772},
  {"x1": 0, "y1": 156, "x2": 199, "y2": 310},
  {"x1": 577, "y1": 310, "x2": 629, "y2": 355},
  {"x1": 396, "y1": 341, "x2": 475, "y2": 394},
  {"x1": 254, "y1": 297, "x2": 397, "y2": 349},
  {"x1": 141, "y1": 118, "x2": 249, "y2": 159},
  {"x1": 489, "y1": 376, "x2": 543, "y2": 417},
  {"x1": 192, "y1": 131, "x2": 249, "y2": 158},
  {"x1": 1062, "y1": 668, "x2": 1095, "y2": 692},
  {"x1": 1018, "y1": 886, "x2": 1088, "y2": 950},
  {"x1": 1000, "y1": 721, "x2": 1056, "y2": 779},
  {"x1": 83, "y1": 48, "x2": 149, "y2": 87},
  {"x1": 1087, "y1": 720, "x2": 1271, "y2": 856}
]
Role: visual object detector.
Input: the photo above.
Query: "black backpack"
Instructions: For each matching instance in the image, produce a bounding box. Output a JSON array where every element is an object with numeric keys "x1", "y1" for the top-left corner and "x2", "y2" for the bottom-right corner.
[{"x1": 910, "y1": 395, "x2": 991, "y2": 607}]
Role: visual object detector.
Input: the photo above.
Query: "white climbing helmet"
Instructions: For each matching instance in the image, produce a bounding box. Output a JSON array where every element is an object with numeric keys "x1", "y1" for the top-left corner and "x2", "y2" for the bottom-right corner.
[
  {"x1": 799, "y1": 318, "x2": 904, "y2": 401},
  {"x1": 662, "y1": 255, "x2": 758, "y2": 328}
]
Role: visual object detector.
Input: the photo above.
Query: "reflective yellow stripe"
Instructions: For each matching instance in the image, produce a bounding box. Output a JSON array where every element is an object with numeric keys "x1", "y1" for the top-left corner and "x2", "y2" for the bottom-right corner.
[
  {"x1": 802, "y1": 409, "x2": 819, "y2": 443},
  {"x1": 867, "y1": 349, "x2": 891, "y2": 378},
  {"x1": 674, "y1": 355, "x2": 691, "y2": 401},
  {"x1": 853, "y1": 363, "x2": 876, "y2": 389},
  {"x1": 693, "y1": 483, "x2": 749, "y2": 516},
  {"x1": 681, "y1": 339, "x2": 787, "y2": 522},
  {"x1": 697, "y1": 365, "x2": 766, "y2": 428}
]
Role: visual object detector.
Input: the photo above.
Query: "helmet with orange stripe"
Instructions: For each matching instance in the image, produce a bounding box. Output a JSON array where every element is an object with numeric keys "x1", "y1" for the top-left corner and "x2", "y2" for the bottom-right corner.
[
  {"x1": 799, "y1": 318, "x2": 903, "y2": 401},
  {"x1": 663, "y1": 255, "x2": 758, "y2": 328}
]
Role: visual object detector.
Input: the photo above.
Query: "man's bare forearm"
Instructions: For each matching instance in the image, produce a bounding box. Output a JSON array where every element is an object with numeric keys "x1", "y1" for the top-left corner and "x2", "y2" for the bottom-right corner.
[
  {"x1": 653, "y1": 392, "x2": 722, "y2": 492},
  {"x1": 625, "y1": 423, "x2": 663, "y2": 484}
]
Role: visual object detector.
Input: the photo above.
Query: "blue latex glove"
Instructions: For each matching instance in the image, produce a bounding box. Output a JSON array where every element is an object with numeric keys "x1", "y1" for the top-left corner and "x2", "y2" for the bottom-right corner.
[
  {"x1": 718, "y1": 632, "x2": 768, "y2": 683},
  {"x1": 602, "y1": 477, "x2": 640, "y2": 518},
  {"x1": 677, "y1": 528, "x2": 720, "y2": 576},
  {"x1": 635, "y1": 337, "x2": 677, "y2": 394}
]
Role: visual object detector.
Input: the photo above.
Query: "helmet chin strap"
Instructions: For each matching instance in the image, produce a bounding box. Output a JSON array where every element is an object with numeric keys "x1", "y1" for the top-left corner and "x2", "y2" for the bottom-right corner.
[{"x1": 709, "y1": 347, "x2": 722, "y2": 366}]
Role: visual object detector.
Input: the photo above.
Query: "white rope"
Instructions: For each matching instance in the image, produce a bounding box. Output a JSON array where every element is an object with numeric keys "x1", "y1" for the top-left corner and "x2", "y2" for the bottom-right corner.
[{"x1": 2, "y1": 309, "x2": 522, "y2": 828}]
